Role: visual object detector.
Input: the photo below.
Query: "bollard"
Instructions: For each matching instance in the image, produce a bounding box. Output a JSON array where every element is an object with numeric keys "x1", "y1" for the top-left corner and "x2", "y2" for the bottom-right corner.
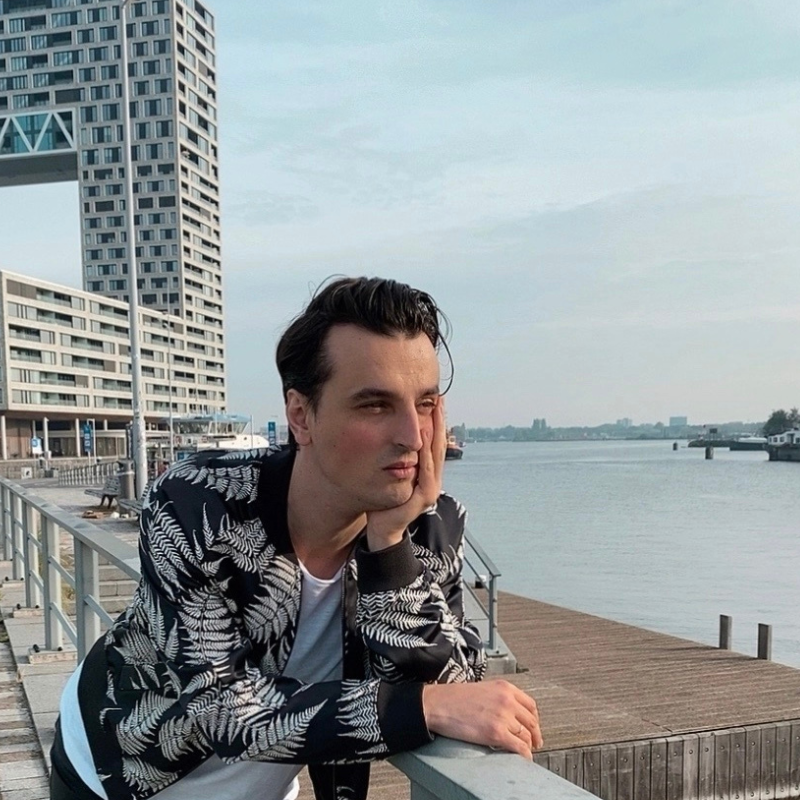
[
  {"x1": 672, "y1": 442, "x2": 678, "y2": 451},
  {"x1": 719, "y1": 615, "x2": 732, "y2": 650},
  {"x1": 757, "y1": 624, "x2": 772, "y2": 660},
  {"x1": 705, "y1": 446, "x2": 714, "y2": 460},
  {"x1": 119, "y1": 460, "x2": 135, "y2": 501}
]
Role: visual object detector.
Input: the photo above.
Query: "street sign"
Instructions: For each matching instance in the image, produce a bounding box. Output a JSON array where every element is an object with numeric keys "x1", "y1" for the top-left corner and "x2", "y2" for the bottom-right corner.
[
  {"x1": 30, "y1": 436, "x2": 42, "y2": 455},
  {"x1": 267, "y1": 420, "x2": 277, "y2": 447},
  {"x1": 83, "y1": 422, "x2": 93, "y2": 456}
]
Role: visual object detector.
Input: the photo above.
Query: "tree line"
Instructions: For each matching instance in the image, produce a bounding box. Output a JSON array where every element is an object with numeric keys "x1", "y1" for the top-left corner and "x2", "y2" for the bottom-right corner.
[{"x1": 762, "y1": 409, "x2": 800, "y2": 437}]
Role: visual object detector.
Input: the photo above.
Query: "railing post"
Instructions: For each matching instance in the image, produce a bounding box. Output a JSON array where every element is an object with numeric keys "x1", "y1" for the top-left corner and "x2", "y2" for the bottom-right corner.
[
  {"x1": 719, "y1": 614, "x2": 732, "y2": 650},
  {"x1": 1, "y1": 483, "x2": 11, "y2": 562},
  {"x1": 24, "y1": 503, "x2": 42, "y2": 609},
  {"x1": 11, "y1": 490, "x2": 24, "y2": 580},
  {"x1": 74, "y1": 539, "x2": 101, "y2": 660},
  {"x1": 488, "y1": 576, "x2": 498, "y2": 652},
  {"x1": 41, "y1": 516, "x2": 63, "y2": 651},
  {"x1": 757, "y1": 624, "x2": 772, "y2": 660}
]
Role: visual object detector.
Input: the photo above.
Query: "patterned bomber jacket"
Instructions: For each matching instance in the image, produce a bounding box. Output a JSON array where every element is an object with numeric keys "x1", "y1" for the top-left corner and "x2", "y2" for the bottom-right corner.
[{"x1": 76, "y1": 446, "x2": 487, "y2": 800}]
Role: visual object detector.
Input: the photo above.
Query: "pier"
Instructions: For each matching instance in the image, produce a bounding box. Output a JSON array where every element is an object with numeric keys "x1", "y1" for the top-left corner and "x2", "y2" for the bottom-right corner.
[{"x1": 1, "y1": 479, "x2": 799, "y2": 800}]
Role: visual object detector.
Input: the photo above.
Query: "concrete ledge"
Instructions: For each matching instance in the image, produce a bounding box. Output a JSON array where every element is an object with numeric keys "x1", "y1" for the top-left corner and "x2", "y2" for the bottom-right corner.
[{"x1": 391, "y1": 737, "x2": 599, "y2": 800}]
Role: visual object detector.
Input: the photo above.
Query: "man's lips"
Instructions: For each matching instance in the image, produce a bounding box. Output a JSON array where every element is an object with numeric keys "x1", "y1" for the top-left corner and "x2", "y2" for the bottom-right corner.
[{"x1": 384, "y1": 462, "x2": 417, "y2": 479}]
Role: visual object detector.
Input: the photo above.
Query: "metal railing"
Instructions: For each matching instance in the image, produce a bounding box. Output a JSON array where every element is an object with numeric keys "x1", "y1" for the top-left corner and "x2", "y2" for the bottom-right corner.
[
  {"x1": 57, "y1": 459, "x2": 119, "y2": 487},
  {"x1": 391, "y1": 737, "x2": 599, "y2": 800},
  {"x1": 463, "y1": 529, "x2": 501, "y2": 652},
  {"x1": 0, "y1": 476, "x2": 598, "y2": 799},
  {"x1": 0, "y1": 476, "x2": 139, "y2": 659}
]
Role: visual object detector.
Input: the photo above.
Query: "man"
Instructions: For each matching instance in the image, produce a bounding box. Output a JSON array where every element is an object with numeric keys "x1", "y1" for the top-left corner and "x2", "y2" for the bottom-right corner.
[{"x1": 51, "y1": 277, "x2": 541, "y2": 800}]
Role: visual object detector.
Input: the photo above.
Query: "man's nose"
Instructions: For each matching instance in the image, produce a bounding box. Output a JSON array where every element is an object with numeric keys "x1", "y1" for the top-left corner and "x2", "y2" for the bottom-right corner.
[{"x1": 395, "y1": 407, "x2": 424, "y2": 452}]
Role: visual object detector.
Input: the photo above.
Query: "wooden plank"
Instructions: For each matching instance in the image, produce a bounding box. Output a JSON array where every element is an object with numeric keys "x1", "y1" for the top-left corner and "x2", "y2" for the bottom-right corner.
[
  {"x1": 533, "y1": 751, "x2": 549, "y2": 769},
  {"x1": 773, "y1": 722, "x2": 791, "y2": 799},
  {"x1": 746, "y1": 726, "x2": 762, "y2": 800},
  {"x1": 759, "y1": 724, "x2": 776, "y2": 800},
  {"x1": 790, "y1": 722, "x2": 800, "y2": 798},
  {"x1": 549, "y1": 751, "x2": 567, "y2": 781},
  {"x1": 731, "y1": 728, "x2": 747, "y2": 800},
  {"x1": 714, "y1": 731, "x2": 732, "y2": 800},
  {"x1": 584, "y1": 747, "x2": 603, "y2": 799},
  {"x1": 667, "y1": 737, "x2": 685, "y2": 800},
  {"x1": 683, "y1": 734, "x2": 700, "y2": 800},
  {"x1": 566, "y1": 747, "x2": 584, "y2": 788},
  {"x1": 601, "y1": 744, "x2": 619, "y2": 800},
  {"x1": 652, "y1": 739, "x2": 668, "y2": 800},
  {"x1": 617, "y1": 744, "x2": 635, "y2": 800},
  {"x1": 697, "y1": 732, "x2": 714, "y2": 800},
  {"x1": 634, "y1": 741, "x2": 652, "y2": 800}
]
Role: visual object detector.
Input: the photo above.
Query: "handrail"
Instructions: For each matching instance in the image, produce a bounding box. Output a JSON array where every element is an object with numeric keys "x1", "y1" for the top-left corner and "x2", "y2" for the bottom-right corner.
[
  {"x1": 0, "y1": 479, "x2": 586, "y2": 799},
  {"x1": 0, "y1": 477, "x2": 139, "y2": 660},
  {"x1": 390, "y1": 737, "x2": 599, "y2": 800},
  {"x1": 57, "y1": 460, "x2": 119, "y2": 487},
  {"x1": 463, "y1": 528, "x2": 501, "y2": 652}
]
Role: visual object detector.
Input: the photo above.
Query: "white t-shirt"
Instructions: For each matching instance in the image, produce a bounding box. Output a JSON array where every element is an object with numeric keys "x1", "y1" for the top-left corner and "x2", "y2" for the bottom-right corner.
[{"x1": 60, "y1": 560, "x2": 344, "y2": 800}]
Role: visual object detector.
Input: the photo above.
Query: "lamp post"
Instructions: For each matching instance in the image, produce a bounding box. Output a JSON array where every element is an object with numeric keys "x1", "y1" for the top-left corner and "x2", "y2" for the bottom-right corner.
[
  {"x1": 120, "y1": 0, "x2": 148, "y2": 495},
  {"x1": 162, "y1": 312, "x2": 175, "y2": 463}
]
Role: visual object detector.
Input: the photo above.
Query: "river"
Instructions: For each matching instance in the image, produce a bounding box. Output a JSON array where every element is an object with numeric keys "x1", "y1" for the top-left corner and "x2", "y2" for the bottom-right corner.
[{"x1": 442, "y1": 440, "x2": 800, "y2": 668}]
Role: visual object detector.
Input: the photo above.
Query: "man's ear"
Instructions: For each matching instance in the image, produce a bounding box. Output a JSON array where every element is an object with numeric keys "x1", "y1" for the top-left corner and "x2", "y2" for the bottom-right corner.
[{"x1": 286, "y1": 389, "x2": 313, "y2": 446}]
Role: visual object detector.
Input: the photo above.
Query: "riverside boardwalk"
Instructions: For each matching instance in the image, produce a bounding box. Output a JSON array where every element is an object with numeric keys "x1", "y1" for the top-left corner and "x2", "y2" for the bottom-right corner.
[{"x1": 2, "y1": 482, "x2": 800, "y2": 800}]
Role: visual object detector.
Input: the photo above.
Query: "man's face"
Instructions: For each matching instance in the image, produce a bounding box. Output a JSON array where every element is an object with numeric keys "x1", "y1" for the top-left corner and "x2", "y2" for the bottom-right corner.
[{"x1": 301, "y1": 325, "x2": 440, "y2": 514}]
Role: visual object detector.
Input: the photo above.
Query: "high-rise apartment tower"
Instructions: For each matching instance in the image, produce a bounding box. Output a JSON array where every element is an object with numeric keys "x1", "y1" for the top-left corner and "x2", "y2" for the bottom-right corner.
[{"x1": 0, "y1": 0, "x2": 225, "y2": 417}]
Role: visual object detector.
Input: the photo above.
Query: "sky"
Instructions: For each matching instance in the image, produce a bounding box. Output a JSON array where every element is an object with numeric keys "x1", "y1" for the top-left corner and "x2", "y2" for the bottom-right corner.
[{"x1": 3, "y1": 0, "x2": 800, "y2": 428}]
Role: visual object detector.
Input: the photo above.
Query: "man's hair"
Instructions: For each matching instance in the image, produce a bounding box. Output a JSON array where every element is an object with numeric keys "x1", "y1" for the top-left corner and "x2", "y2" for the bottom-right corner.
[{"x1": 276, "y1": 276, "x2": 450, "y2": 410}]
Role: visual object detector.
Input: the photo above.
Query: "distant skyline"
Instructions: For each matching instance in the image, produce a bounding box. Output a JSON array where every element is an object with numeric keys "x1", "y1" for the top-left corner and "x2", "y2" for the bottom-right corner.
[{"x1": 3, "y1": 0, "x2": 799, "y2": 428}]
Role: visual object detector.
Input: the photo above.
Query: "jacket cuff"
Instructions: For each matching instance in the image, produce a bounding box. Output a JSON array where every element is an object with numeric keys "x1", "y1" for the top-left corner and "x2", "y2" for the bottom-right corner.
[
  {"x1": 355, "y1": 533, "x2": 423, "y2": 593},
  {"x1": 377, "y1": 681, "x2": 433, "y2": 752}
]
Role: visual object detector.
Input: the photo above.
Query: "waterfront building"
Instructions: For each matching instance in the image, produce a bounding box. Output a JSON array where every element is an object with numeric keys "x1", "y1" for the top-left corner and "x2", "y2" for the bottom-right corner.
[
  {"x1": 0, "y1": 0, "x2": 225, "y2": 456},
  {"x1": 669, "y1": 416, "x2": 688, "y2": 427},
  {"x1": 0, "y1": 270, "x2": 223, "y2": 458}
]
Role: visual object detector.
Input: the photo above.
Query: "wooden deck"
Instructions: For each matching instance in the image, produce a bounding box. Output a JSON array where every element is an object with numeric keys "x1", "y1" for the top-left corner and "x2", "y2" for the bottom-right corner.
[
  {"x1": 500, "y1": 592, "x2": 800, "y2": 799},
  {"x1": 299, "y1": 591, "x2": 800, "y2": 800}
]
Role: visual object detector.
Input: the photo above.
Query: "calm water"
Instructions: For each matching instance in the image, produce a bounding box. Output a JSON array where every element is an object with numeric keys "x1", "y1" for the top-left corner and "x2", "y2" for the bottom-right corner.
[{"x1": 442, "y1": 440, "x2": 800, "y2": 668}]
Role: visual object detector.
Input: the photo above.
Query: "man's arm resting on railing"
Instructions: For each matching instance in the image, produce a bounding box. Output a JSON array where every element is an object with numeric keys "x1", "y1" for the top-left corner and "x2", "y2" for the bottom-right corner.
[{"x1": 422, "y1": 680, "x2": 543, "y2": 760}]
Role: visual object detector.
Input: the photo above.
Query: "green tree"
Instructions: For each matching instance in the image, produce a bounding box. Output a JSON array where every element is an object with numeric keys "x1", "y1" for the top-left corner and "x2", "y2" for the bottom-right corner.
[{"x1": 762, "y1": 409, "x2": 798, "y2": 437}]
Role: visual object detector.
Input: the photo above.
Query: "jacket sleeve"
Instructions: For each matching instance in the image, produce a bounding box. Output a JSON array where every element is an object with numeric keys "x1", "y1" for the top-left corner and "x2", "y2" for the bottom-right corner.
[
  {"x1": 109, "y1": 470, "x2": 433, "y2": 768},
  {"x1": 354, "y1": 493, "x2": 487, "y2": 685}
]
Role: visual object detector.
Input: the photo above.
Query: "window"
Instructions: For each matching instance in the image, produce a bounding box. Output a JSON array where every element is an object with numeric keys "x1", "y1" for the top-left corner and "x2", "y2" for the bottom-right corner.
[
  {"x1": 104, "y1": 147, "x2": 122, "y2": 164},
  {"x1": 99, "y1": 26, "x2": 118, "y2": 41},
  {"x1": 105, "y1": 184, "x2": 123, "y2": 196},
  {"x1": 92, "y1": 126, "x2": 113, "y2": 144},
  {"x1": 88, "y1": 281, "x2": 104, "y2": 291},
  {"x1": 51, "y1": 12, "x2": 82, "y2": 28},
  {"x1": 100, "y1": 65, "x2": 119, "y2": 80},
  {"x1": 97, "y1": 264, "x2": 116, "y2": 276},
  {"x1": 135, "y1": 122, "x2": 151, "y2": 139},
  {"x1": 82, "y1": 150, "x2": 99, "y2": 166},
  {"x1": 153, "y1": 39, "x2": 170, "y2": 55},
  {"x1": 109, "y1": 280, "x2": 127, "y2": 291},
  {"x1": 53, "y1": 50, "x2": 82, "y2": 66},
  {"x1": 88, "y1": 47, "x2": 110, "y2": 63},
  {"x1": 101, "y1": 103, "x2": 120, "y2": 121},
  {"x1": 78, "y1": 29, "x2": 94, "y2": 44},
  {"x1": 87, "y1": 8, "x2": 108, "y2": 23},
  {"x1": 83, "y1": 186, "x2": 100, "y2": 198},
  {"x1": 133, "y1": 42, "x2": 148, "y2": 57},
  {"x1": 155, "y1": 120, "x2": 172, "y2": 137},
  {"x1": 78, "y1": 67, "x2": 96, "y2": 82},
  {"x1": 144, "y1": 99, "x2": 162, "y2": 116},
  {"x1": 142, "y1": 60, "x2": 160, "y2": 75},
  {"x1": 154, "y1": 78, "x2": 172, "y2": 94},
  {"x1": 95, "y1": 200, "x2": 115, "y2": 212},
  {"x1": 91, "y1": 85, "x2": 111, "y2": 101},
  {"x1": 142, "y1": 21, "x2": 159, "y2": 36},
  {"x1": 134, "y1": 81, "x2": 150, "y2": 96}
]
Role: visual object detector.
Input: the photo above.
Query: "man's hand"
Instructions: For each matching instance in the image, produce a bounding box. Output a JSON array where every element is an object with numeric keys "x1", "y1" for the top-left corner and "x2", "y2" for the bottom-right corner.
[
  {"x1": 366, "y1": 398, "x2": 446, "y2": 552},
  {"x1": 422, "y1": 680, "x2": 543, "y2": 760}
]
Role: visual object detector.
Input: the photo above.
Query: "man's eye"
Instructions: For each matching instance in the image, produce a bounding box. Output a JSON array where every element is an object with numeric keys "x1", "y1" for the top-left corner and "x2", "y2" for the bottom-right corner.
[{"x1": 418, "y1": 401, "x2": 436, "y2": 413}]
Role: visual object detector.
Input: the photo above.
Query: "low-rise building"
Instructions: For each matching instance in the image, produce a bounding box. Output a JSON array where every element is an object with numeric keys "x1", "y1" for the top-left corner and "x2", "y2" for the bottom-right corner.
[{"x1": 0, "y1": 269, "x2": 225, "y2": 459}]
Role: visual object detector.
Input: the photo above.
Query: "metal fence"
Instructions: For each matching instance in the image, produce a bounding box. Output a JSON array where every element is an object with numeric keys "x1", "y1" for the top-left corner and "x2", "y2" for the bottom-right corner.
[
  {"x1": 57, "y1": 460, "x2": 119, "y2": 488},
  {"x1": 463, "y1": 529, "x2": 501, "y2": 652},
  {"x1": 0, "y1": 476, "x2": 584, "y2": 800}
]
